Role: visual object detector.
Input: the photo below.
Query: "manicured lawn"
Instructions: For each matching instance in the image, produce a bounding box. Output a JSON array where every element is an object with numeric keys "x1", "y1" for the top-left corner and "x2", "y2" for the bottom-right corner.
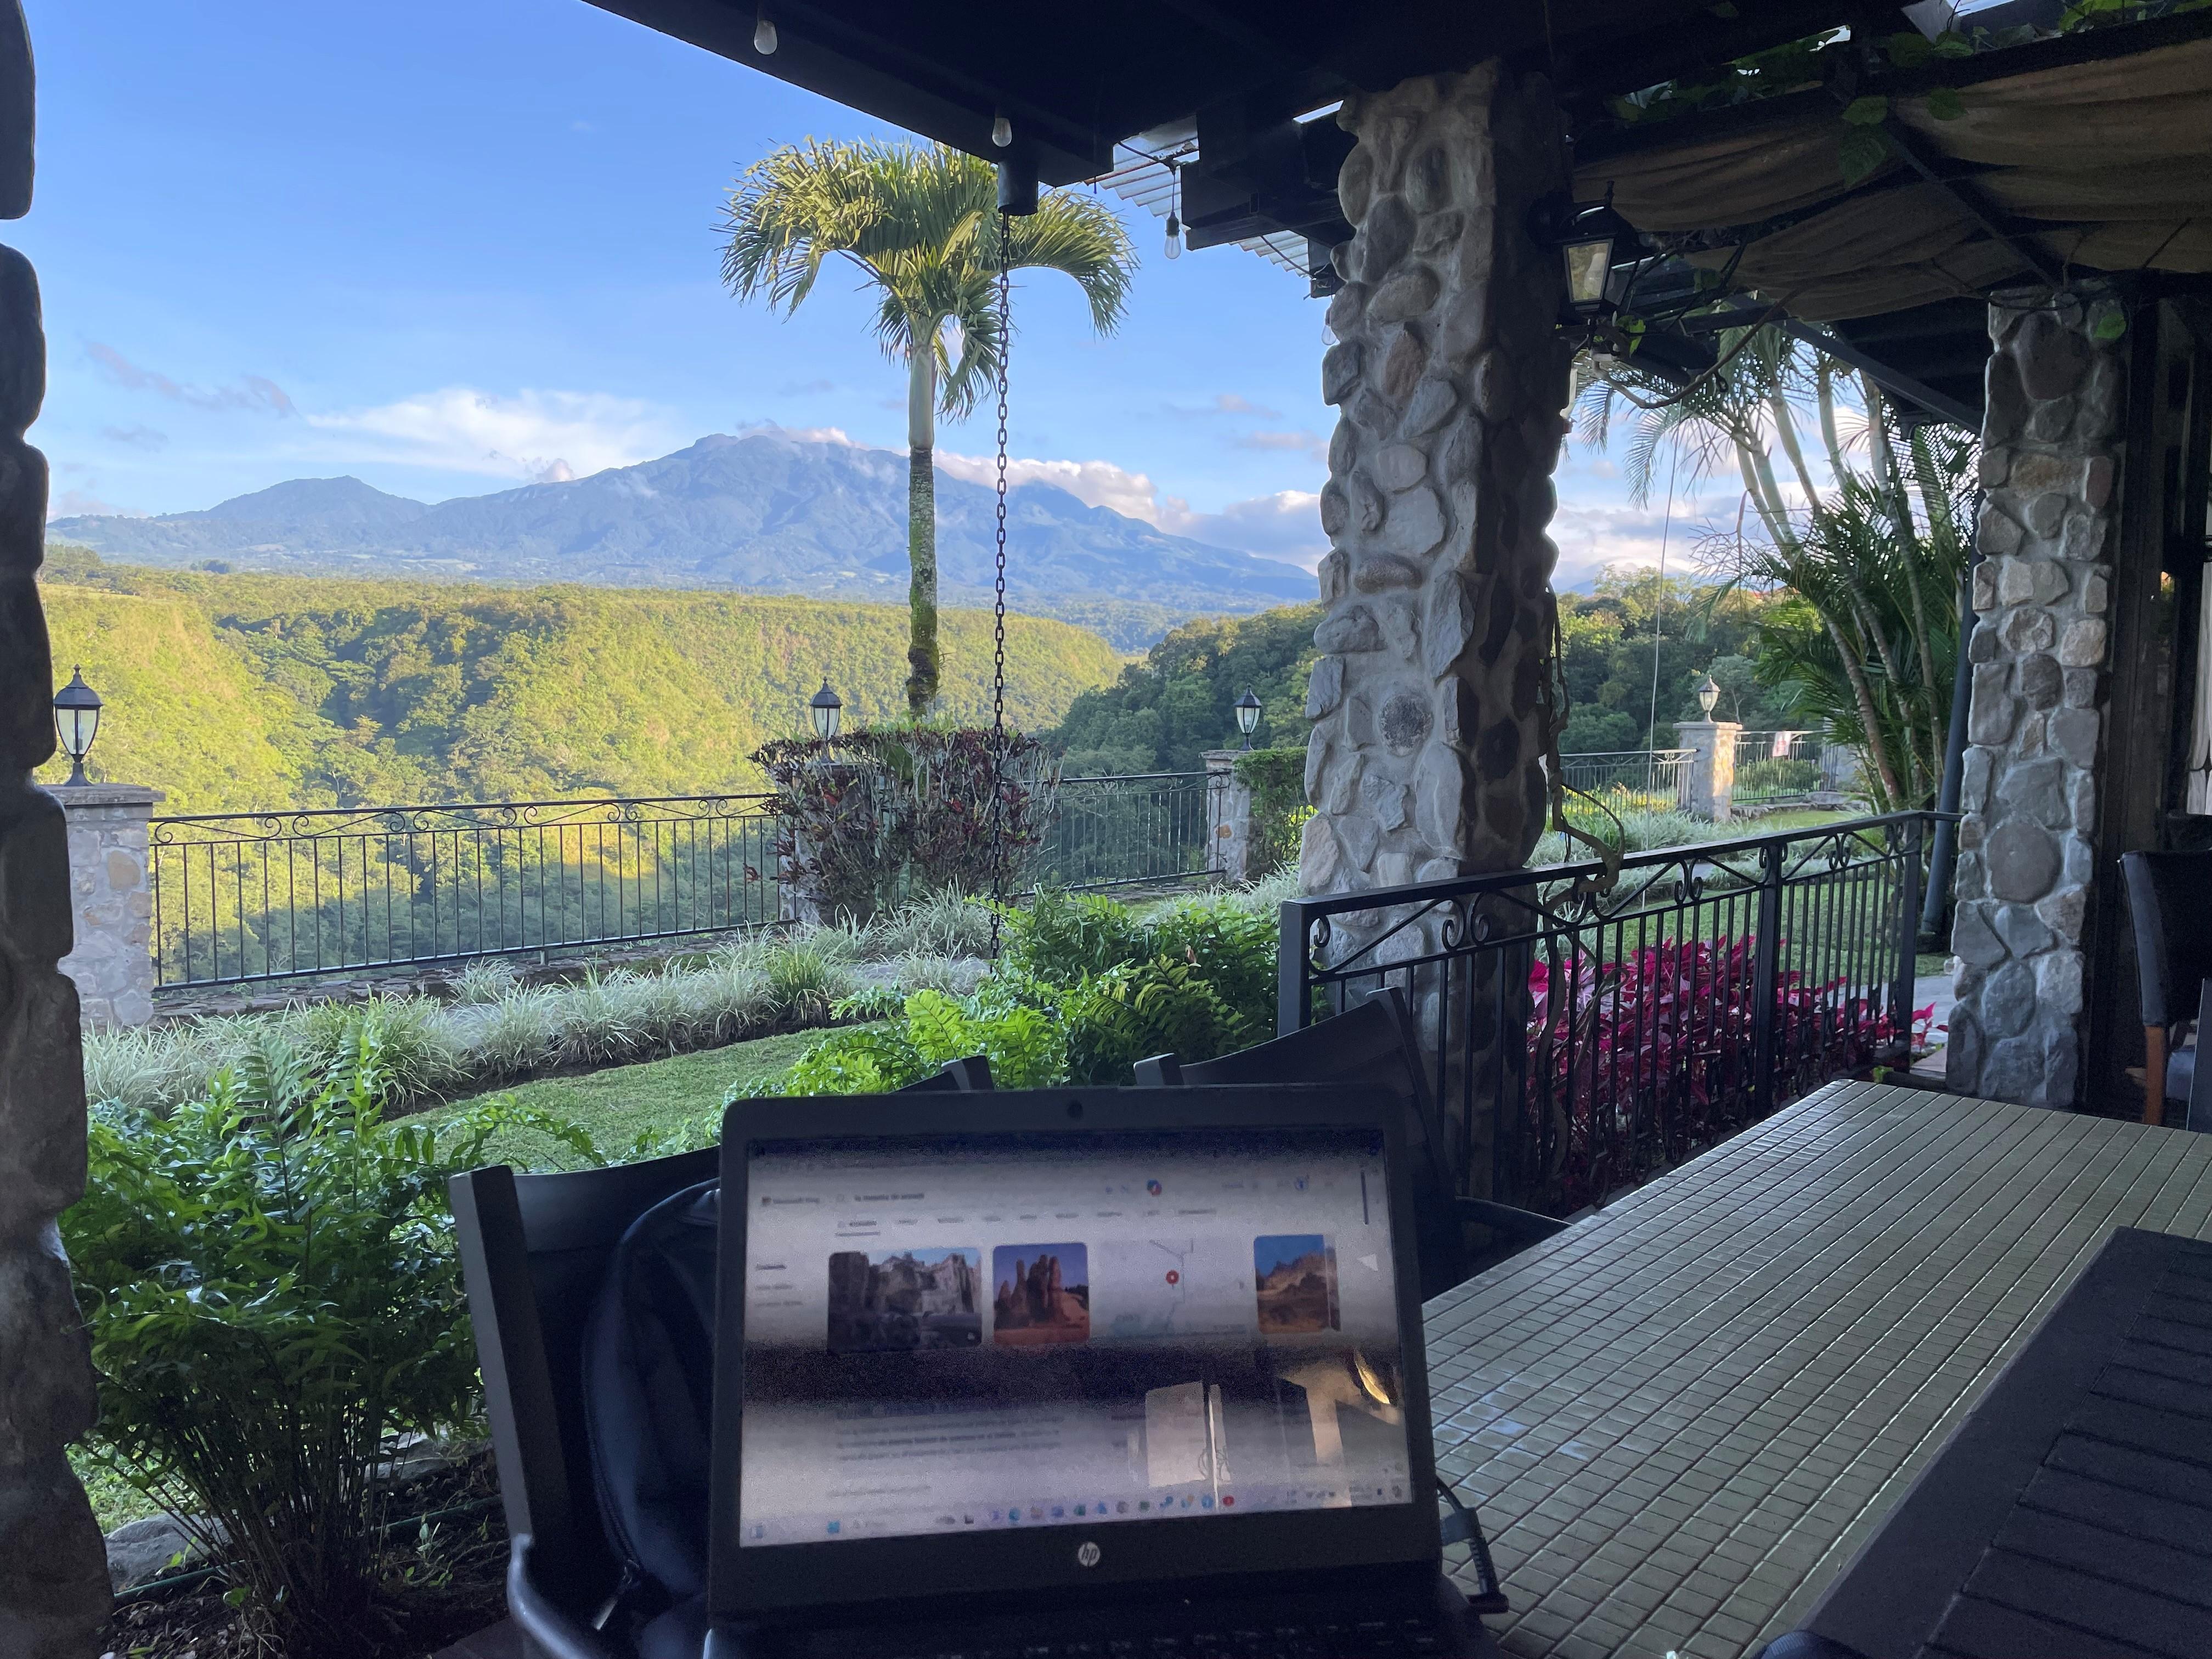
[{"x1": 421, "y1": 1028, "x2": 826, "y2": 1171}]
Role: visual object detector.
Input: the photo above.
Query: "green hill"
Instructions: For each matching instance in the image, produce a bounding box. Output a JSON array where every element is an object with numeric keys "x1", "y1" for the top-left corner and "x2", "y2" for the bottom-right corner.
[{"x1": 35, "y1": 552, "x2": 1121, "y2": 813}]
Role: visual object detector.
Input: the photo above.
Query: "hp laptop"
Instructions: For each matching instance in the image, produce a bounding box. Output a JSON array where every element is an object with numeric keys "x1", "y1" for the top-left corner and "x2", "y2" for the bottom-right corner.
[{"x1": 703, "y1": 1085, "x2": 1504, "y2": 1659}]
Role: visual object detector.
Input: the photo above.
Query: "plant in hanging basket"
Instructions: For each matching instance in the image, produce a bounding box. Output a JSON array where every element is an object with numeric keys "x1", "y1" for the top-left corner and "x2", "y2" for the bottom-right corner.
[{"x1": 753, "y1": 726, "x2": 1062, "y2": 921}]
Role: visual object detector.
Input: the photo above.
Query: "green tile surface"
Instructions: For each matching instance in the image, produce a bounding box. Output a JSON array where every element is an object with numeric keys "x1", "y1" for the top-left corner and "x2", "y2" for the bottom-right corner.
[{"x1": 1424, "y1": 1081, "x2": 2212, "y2": 1658}]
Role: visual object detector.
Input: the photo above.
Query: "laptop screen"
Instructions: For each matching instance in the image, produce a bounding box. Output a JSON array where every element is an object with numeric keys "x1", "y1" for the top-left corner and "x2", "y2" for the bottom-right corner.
[{"x1": 736, "y1": 1127, "x2": 1415, "y2": 1549}]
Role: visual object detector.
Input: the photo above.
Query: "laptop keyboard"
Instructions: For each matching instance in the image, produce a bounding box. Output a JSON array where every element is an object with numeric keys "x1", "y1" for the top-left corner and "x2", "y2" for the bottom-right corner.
[{"x1": 901, "y1": 1616, "x2": 1451, "y2": 1659}]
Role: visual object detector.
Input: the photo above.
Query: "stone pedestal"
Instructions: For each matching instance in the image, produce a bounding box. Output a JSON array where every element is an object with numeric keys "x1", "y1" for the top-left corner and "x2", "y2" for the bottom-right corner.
[
  {"x1": 1675, "y1": 721, "x2": 1742, "y2": 821},
  {"x1": 44, "y1": 783, "x2": 161, "y2": 1029},
  {"x1": 1203, "y1": 751, "x2": 1254, "y2": 885},
  {"x1": 1945, "y1": 292, "x2": 2124, "y2": 1108}
]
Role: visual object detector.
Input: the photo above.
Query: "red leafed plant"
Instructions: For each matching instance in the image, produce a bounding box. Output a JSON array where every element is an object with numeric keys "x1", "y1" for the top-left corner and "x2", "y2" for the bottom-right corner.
[{"x1": 1517, "y1": 936, "x2": 1931, "y2": 1213}]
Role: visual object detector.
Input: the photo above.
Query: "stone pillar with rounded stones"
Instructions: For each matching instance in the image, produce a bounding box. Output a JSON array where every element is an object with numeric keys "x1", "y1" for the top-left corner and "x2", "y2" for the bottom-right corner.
[
  {"x1": 1945, "y1": 290, "x2": 2124, "y2": 1108},
  {"x1": 0, "y1": 1, "x2": 116, "y2": 1650},
  {"x1": 1295, "y1": 63, "x2": 1570, "y2": 1194},
  {"x1": 1299, "y1": 63, "x2": 1571, "y2": 899},
  {"x1": 44, "y1": 783, "x2": 164, "y2": 1030}
]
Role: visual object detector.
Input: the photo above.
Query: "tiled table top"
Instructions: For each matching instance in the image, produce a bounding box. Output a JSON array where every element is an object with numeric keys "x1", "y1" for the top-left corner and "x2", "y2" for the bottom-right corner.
[{"x1": 1424, "y1": 1079, "x2": 2212, "y2": 1659}]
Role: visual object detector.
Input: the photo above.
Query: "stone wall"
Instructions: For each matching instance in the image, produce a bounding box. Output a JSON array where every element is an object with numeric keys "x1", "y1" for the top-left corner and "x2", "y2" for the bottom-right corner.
[
  {"x1": 46, "y1": 784, "x2": 161, "y2": 1029},
  {"x1": 0, "y1": 1, "x2": 115, "y2": 1649},
  {"x1": 1945, "y1": 292, "x2": 2124, "y2": 1108},
  {"x1": 1299, "y1": 61, "x2": 1570, "y2": 896}
]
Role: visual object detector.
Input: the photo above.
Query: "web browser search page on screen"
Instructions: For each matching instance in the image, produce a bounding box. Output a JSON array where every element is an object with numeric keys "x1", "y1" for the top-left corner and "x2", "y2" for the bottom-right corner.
[{"x1": 739, "y1": 1130, "x2": 1413, "y2": 1547}]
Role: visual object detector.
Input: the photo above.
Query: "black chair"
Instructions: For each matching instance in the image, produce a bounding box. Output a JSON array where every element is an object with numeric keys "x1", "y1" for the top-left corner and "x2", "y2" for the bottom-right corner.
[
  {"x1": 2120, "y1": 850, "x2": 2212, "y2": 1127},
  {"x1": 450, "y1": 1057, "x2": 994, "y2": 1659},
  {"x1": 1132, "y1": 989, "x2": 1565, "y2": 1297}
]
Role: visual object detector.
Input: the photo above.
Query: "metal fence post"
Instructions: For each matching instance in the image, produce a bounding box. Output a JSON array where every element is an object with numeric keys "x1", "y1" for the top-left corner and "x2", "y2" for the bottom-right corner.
[
  {"x1": 1750, "y1": 838, "x2": 1786, "y2": 1119},
  {"x1": 1278, "y1": 899, "x2": 1316, "y2": 1035},
  {"x1": 1891, "y1": 812, "x2": 1926, "y2": 1057}
]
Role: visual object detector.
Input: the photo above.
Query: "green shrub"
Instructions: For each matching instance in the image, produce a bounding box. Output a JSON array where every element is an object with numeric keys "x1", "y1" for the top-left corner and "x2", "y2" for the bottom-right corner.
[
  {"x1": 731, "y1": 987, "x2": 1067, "y2": 1104},
  {"x1": 1147, "y1": 899, "x2": 1278, "y2": 1034},
  {"x1": 868, "y1": 887, "x2": 996, "y2": 958},
  {"x1": 287, "y1": 994, "x2": 464, "y2": 1107},
  {"x1": 1232, "y1": 746, "x2": 1309, "y2": 878},
  {"x1": 64, "y1": 1022, "x2": 597, "y2": 1657},
  {"x1": 997, "y1": 886, "x2": 1151, "y2": 984},
  {"x1": 763, "y1": 936, "x2": 860, "y2": 1026},
  {"x1": 449, "y1": 957, "x2": 517, "y2": 1004},
  {"x1": 1062, "y1": 956, "x2": 1251, "y2": 1085}
]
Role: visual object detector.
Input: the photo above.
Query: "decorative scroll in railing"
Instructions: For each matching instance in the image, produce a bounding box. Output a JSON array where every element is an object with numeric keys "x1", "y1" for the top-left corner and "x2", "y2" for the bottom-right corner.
[
  {"x1": 1278, "y1": 813, "x2": 1937, "y2": 1217},
  {"x1": 1553, "y1": 748, "x2": 1694, "y2": 812},
  {"x1": 149, "y1": 794, "x2": 780, "y2": 988},
  {"x1": 1734, "y1": 730, "x2": 1823, "y2": 808},
  {"x1": 1033, "y1": 771, "x2": 1227, "y2": 894}
]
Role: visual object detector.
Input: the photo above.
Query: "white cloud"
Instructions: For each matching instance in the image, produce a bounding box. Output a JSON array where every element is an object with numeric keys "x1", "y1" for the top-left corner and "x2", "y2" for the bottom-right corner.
[
  {"x1": 1546, "y1": 493, "x2": 1733, "y2": 591},
  {"x1": 1167, "y1": 490, "x2": 1325, "y2": 568},
  {"x1": 935, "y1": 449, "x2": 1166, "y2": 522},
  {"x1": 306, "y1": 387, "x2": 676, "y2": 482},
  {"x1": 88, "y1": 343, "x2": 295, "y2": 416},
  {"x1": 49, "y1": 488, "x2": 139, "y2": 520}
]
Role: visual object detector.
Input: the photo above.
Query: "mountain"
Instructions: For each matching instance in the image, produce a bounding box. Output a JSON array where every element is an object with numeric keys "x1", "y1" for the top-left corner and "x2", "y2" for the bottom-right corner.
[
  {"x1": 32, "y1": 554, "x2": 1122, "y2": 814},
  {"x1": 48, "y1": 432, "x2": 1319, "y2": 639}
]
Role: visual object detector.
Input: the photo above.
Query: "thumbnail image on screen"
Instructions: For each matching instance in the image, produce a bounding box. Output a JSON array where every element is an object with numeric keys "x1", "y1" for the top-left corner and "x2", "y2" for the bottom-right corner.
[
  {"x1": 1254, "y1": 1234, "x2": 1339, "y2": 1335},
  {"x1": 992, "y1": 1243, "x2": 1090, "y2": 1346},
  {"x1": 827, "y1": 1247, "x2": 981, "y2": 1352}
]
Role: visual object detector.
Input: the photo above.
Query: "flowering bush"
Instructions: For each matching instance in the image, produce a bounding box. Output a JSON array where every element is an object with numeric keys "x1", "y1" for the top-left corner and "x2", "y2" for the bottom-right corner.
[
  {"x1": 754, "y1": 727, "x2": 1060, "y2": 920},
  {"x1": 1520, "y1": 935, "x2": 1933, "y2": 1211}
]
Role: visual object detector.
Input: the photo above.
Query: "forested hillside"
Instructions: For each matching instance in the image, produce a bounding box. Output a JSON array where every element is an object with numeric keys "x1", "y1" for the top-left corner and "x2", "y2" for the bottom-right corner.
[
  {"x1": 35, "y1": 550, "x2": 1120, "y2": 812},
  {"x1": 1046, "y1": 571, "x2": 1805, "y2": 775}
]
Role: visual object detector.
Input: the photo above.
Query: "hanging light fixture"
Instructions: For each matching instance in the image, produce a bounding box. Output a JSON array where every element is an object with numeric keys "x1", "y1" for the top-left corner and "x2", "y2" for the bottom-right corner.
[
  {"x1": 991, "y1": 110, "x2": 1013, "y2": 149},
  {"x1": 1233, "y1": 689, "x2": 1262, "y2": 749},
  {"x1": 1696, "y1": 672, "x2": 1722, "y2": 719},
  {"x1": 809, "y1": 679, "x2": 843, "y2": 741},
  {"x1": 1531, "y1": 184, "x2": 1629, "y2": 326},
  {"x1": 752, "y1": 4, "x2": 777, "y2": 54},
  {"x1": 1164, "y1": 162, "x2": 1183, "y2": 261},
  {"x1": 52, "y1": 665, "x2": 103, "y2": 786}
]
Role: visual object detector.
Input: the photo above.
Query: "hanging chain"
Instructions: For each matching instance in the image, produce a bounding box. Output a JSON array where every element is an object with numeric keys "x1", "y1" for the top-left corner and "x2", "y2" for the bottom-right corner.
[{"x1": 988, "y1": 208, "x2": 1013, "y2": 956}]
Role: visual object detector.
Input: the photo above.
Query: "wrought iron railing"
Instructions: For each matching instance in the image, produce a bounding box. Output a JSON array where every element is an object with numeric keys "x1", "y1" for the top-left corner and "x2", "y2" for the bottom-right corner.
[
  {"x1": 1278, "y1": 812, "x2": 1937, "y2": 1216},
  {"x1": 1555, "y1": 748, "x2": 1694, "y2": 811},
  {"x1": 1032, "y1": 771, "x2": 1227, "y2": 893},
  {"x1": 1733, "y1": 730, "x2": 1824, "y2": 808},
  {"x1": 149, "y1": 794, "x2": 781, "y2": 988}
]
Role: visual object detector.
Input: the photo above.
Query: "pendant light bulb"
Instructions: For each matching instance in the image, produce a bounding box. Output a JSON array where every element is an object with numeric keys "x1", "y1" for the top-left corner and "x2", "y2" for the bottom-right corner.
[
  {"x1": 1164, "y1": 212, "x2": 1182, "y2": 259},
  {"x1": 991, "y1": 112, "x2": 1013, "y2": 149},
  {"x1": 753, "y1": 9, "x2": 777, "y2": 53}
]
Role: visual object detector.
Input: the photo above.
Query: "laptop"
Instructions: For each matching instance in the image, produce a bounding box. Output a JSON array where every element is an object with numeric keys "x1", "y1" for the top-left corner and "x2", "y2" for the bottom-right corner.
[{"x1": 702, "y1": 1085, "x2": 1504, "y2": 1659}]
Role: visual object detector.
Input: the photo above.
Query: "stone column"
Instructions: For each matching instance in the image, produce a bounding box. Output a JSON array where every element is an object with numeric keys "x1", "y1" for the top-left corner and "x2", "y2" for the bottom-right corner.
[
  {"x1": 1299, "y1": 61, "x2": 1570, "y2": 896},
  {"x1": 1675, "y1": 720, "x2": 1742, "y2": 821},
  {"x1": 44, "y1": 784, "x2": 162, "y2": 1029},
  {"x1": 1295, "y1": 64, "x2": 1569, "y2": 1200},
  {"x1": 0, "y1": 3, "x2": 115, "y2": 1651},
  {"x1": 1202, "y1": 751, "x2": 1252, "y2": 885},
  {"x1": 1945, "y1": 292, "x2": 2123, "y2": 1108}
]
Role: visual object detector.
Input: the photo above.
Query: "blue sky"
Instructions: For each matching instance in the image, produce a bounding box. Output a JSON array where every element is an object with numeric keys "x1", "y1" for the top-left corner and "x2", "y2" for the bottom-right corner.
[{"x1": 20, "y1": 0, "x2": 1684, "y2": 586}]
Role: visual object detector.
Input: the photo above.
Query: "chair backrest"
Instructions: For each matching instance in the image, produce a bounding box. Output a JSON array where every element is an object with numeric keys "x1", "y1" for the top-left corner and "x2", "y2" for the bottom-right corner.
[
  {"x1": 1135, "y1": 990, "x2": 1472, "y2": 1297},
  {"x1": 450, "y1": 1144, "x2": 721, "y2": 1628},
  {"x1": 897, "y1": 1054, "x2": 995, "y2": 1092},
  {"x1": 2121, "y1": 850, "x2": 2212, "y2": 1028}
]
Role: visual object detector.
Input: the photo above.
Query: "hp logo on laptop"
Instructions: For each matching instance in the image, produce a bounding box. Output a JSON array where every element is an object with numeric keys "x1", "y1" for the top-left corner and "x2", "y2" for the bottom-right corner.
[{"x1": 1076, "y1": 1541, "x2": 1101, "y2": 1568}]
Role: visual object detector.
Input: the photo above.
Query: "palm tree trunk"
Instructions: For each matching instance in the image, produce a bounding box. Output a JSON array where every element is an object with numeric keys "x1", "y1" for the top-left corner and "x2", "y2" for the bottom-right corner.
[
  {"x1": 906, "y1": 348, "x2": 940, "y2": 717},
  {"x1": 1826, "y1": 612, "x2": 1904, "y2": 808}
]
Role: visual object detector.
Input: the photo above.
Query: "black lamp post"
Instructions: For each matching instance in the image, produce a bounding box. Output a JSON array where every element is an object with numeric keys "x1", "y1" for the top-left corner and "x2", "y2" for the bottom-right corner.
[
  {"x1": 1233, "y1": 689, "x2": 1262, "y2": 750},
  {"x1": 808, "y1": 679, "x2": 843, "y2": 742},
  {"x1": 1696, "y1": 672, "x2": 1722, "y2": 719},
  {"x1": 52, "y1": 665, "x2": 101, "y2": 786}
]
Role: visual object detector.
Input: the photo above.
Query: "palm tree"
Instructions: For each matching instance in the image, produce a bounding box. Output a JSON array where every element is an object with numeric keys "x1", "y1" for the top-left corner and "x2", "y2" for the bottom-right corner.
[{"x1": 720, "y1": 140, "x2": 1136, "y2": 716}]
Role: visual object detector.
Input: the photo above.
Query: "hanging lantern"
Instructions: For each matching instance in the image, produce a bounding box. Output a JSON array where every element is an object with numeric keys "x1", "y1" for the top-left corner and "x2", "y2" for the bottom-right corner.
[
  {"x1": 1696, "y1": 672, "x2": 1722, "y2": 718},
  {"x1": 809, "y1": 679, "x2": 843, "y2": 741},
  {"x1": 53, "y1": 665, "x2": 103, "y2": 786},
  {"x1": 752, "y1": 4, "x2": 776, "y2": 54},
  {"x1": 1532, "y1": 186, "x2": 1629, "y2": 325},
  {"x1": 1233, "y1": 689, "x2": 1262, "y2": 749},
  {"x1": 991, "y1": 111, "x2": 1013, "y2": 149},
  {"x1": 1164, "y1": 163, "x2": 1183, "y2": 261}
]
